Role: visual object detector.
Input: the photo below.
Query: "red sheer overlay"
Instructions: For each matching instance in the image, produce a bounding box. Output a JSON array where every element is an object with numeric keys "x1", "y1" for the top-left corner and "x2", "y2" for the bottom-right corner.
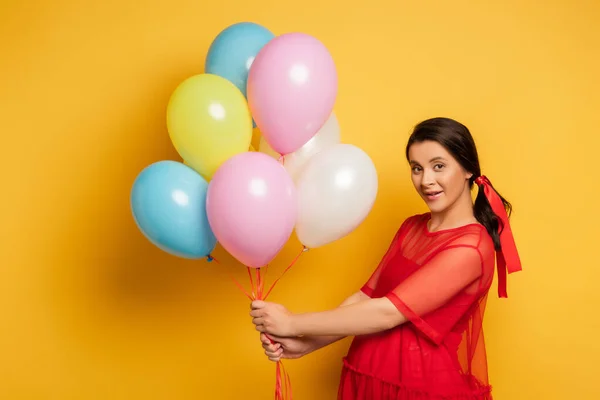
[{"x1": 339, "y1": 213, "x2": 497, "y2": 399}]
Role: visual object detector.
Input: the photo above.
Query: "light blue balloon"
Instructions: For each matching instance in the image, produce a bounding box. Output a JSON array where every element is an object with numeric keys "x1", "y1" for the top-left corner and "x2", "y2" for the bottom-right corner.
[
  {"x1": 205, "y1": 22, "x2": 275, "y2": 99},
  {"x1": 130, "y1": 160, "x2": 217, "y2": 259}
]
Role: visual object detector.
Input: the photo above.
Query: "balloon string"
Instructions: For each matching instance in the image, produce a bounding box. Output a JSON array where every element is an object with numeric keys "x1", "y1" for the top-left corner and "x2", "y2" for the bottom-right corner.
[
  {"x1": 208, "y1": 257, "x2": 293, "y2": 399},
  {"x1": 283, "y1": 361, "x2": 292, "y2": 400},
  {"x1": 248, "y1": 268, "x2": 292, "y2": 400},
  {"x1": 263, "y1": 246, "x2": 307, "y2": 301},
  {"x1": 261, "y1": 265, "x2": 269, "y2": 296},
  {"x1": 273, "y1": 359, "x2": 292, "y2": 400},
  {"x1": 275, "y1": 362, "x2": 282, "y2": 399},
  {"x1": 279, "y1": 360, "x2": 293, "y2": 400},
  {"x1": 258, "y1": 267, "x2": 266, "y2": 299},
  {"x1": 207, "y1": 255, "x2": 254, "y2": 301},
  {"x1": 247, "y1": 267, "x2": 256, "y2": 299}
]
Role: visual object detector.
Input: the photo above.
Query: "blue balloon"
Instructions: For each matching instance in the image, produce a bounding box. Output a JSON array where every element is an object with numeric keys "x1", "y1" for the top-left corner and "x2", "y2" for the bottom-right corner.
[
  {"x1": 130, "y1": 160, "x2": 217, "y2": 259},
  {"x1": 205, "y1": 22, "x2": 275, "y2": 99}
]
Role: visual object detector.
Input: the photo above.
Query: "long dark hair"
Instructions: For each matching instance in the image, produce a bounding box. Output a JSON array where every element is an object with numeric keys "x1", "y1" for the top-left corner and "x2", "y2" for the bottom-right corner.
[{"x1": 405, "y1": 117, "x2": 512, "y2": 251}]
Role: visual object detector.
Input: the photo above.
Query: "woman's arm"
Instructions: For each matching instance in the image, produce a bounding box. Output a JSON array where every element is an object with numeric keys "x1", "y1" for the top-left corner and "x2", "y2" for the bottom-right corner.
[
  {"x1": 306, "y1": 290, "x2": 370, "y2": 350},
  {"x1": 291, "y1": 297, "x2": 406, "y2": 337},
  {"x1": 251, "y1": 295, "x2": 407, "y2": 338}
]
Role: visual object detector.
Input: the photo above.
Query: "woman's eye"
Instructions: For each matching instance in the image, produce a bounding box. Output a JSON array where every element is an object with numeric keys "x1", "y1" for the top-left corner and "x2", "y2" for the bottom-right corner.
[
  {"x1": 411, "y1": 166, "x2": 422, "y2": 173},
  {"x1": 434, "y1": 164, "x2": 445, "y2": 171}
]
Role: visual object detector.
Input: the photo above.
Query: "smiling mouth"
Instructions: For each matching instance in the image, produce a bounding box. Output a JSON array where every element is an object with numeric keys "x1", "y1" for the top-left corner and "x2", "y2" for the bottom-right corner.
[{"x1": 423, "y1": 191, "x2": 443, "y2": 201}]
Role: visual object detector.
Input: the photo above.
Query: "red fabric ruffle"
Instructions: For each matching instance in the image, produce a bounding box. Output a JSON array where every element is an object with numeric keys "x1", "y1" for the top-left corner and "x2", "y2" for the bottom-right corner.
[{"x1": 338, "y1": 359, "x2": 493, "y2": 400}]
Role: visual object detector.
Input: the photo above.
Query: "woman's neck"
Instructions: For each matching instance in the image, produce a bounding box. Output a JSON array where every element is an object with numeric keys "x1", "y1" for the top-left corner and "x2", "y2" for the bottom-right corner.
[{"x1": 428, "y1": 191, "x2": 477, "y2": 232}]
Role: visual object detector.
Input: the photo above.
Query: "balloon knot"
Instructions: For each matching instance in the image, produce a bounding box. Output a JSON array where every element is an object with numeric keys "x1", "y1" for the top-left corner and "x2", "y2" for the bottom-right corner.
[{"x1": 207, "y1": 255, "x2": 214, "y2": 262}]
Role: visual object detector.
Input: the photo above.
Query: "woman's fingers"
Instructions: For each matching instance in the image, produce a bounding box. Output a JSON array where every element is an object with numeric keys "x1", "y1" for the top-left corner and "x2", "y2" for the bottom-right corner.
[
  {"x1": 262, "y1": 341, "x2": 280, "y2": 351},
  {"x1": 265, "y1": 348, "x2": 284, "y2": 362},
  {"x1": 265, "y1": 348, "x2": 281, "y2": 357},
  {"x1": 260, "y1": 333, "x2": 281, "y2": 354},
  {"x1": 260, "y1": 333, "x2": 270, "y2": 344},
  {"x1": 260, "y1": 332, "x2": 286, "y2": 344},
  {"x1": 260, "y1": 332, "x2": 283, "y2": 362}
]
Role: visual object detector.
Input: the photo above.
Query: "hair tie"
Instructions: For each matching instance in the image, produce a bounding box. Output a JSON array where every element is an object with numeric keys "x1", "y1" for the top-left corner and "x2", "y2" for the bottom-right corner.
[
  {"x1": 474, "y1": 175, "x2": 489, "y2": 186},
  {"x1": 475, "y1": 175, "x2": 522, "y2": 298}
]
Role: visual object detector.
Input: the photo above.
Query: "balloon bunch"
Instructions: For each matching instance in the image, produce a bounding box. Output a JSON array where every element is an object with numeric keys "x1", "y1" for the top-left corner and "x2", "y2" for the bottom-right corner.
[{"x1": 130, "y1": 22, "x2": 378, "y2": 400}]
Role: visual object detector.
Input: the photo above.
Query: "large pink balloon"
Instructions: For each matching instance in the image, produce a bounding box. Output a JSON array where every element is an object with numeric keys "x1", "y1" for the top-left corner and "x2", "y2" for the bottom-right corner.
[
  {"x1": 206, "y1": 152, "x2": 297, "y2": 268},
  {"x1": 247, "y1": 32, "x2": 337, "y2": 156}
]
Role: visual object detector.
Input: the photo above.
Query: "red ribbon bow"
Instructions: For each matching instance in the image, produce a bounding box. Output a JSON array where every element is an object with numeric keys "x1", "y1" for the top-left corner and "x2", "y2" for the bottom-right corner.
[{"x1": 474, "y1": 176, "x2": 522, "y2": 298}]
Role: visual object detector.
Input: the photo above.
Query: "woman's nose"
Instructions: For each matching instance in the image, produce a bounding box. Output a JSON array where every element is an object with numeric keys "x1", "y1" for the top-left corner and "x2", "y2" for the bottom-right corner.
[{"x1": 422, "y1": 168, "x2": 436, "y2": 186}]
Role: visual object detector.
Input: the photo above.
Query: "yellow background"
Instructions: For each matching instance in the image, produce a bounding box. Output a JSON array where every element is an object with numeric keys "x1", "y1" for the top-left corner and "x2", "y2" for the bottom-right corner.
[{"x1": 2, "y1": 1, "x2": 599, "y2": 399}]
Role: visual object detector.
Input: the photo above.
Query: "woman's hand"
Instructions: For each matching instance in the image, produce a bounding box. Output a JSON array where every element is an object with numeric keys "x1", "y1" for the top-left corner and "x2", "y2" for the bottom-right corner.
[
  {"x1": 260, "y1": 333, "x2": 313, "y2": 362},
  {"x1": 250, "y1": 300, "x2": 296, "y2": 337}
]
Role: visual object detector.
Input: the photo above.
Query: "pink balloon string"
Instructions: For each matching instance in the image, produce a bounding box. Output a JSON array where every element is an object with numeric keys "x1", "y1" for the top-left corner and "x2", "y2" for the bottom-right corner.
[
  {"x1": 253, "y1": 261, "x2": 296, "y2": 400},
  {"x1": 209, "y1": 250, "x2": 305, "y2": 400},
  {"x1": 263, "y1": 246, "x2": 307, "y2": 301},
  {"x1": 206, "y1": 255, "x2": 253, "y2": 301},
  {"x1": 247, "y1": 266, "x2": 257, "y2": 299}
]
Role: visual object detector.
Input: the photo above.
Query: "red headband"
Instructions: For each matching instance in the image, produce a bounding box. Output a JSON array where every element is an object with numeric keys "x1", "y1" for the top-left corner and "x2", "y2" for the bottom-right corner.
[{"x1": 474, "y1": 175, "x2": 522, "y2": 298}]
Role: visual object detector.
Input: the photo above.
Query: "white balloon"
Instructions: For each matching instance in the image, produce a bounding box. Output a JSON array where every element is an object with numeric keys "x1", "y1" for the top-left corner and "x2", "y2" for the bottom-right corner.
[
  {"x1": 295, "y1": 143, "x2": 378, "y2": 248},
  {"x1": 259, "y1": 112, "x2": 341, "y2": 181}
]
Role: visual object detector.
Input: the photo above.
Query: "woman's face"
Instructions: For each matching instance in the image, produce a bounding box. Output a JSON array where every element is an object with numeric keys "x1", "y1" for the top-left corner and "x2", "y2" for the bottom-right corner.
[{"x1": 407, "y1": 140, "x2": 472, "y2": 214}]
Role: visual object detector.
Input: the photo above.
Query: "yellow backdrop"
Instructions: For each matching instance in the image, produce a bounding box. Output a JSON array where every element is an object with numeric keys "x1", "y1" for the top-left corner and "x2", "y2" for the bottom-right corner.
[{"x1": 2, "y1": 1, "x2": 599, "y2": 399}]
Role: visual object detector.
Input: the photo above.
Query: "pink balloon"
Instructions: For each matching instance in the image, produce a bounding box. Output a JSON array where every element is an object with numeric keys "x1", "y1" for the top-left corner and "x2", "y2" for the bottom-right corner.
[
  {"x1": 247, "y1": 32, "x2": 337, "y2": 155},
  {"x1": 206, "y1": 152, "x2": 297, "y2": 268}
]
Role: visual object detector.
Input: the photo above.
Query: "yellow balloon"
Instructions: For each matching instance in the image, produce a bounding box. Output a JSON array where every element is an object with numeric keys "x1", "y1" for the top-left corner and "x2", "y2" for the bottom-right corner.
[{"x1": 167, "y1": 74, "x2": 252, "y2": 179}]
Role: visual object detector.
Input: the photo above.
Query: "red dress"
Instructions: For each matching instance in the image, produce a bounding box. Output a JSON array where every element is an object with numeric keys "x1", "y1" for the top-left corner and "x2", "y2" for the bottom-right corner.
[{"x1": 338, "y1": 213, "x2": 498, "y2": 399}]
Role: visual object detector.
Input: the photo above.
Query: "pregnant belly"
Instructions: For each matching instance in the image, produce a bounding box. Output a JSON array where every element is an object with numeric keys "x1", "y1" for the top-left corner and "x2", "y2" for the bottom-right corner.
[{"x1": 345, "y1": 326, "x2": 466, "y2": 387}]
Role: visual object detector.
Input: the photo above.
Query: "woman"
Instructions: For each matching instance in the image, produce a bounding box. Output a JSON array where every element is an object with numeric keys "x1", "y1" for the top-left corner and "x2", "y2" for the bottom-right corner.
[{"x1": 250, "y1": 117, "x2": 522, "y2": 399}]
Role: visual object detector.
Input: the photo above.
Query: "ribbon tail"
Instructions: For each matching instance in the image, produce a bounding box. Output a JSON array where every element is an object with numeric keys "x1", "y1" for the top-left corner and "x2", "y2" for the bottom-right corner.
[
  {"x1": 482, "y1": 182, "x2": 522, "y2": 298},
  {"x1": 499, "y1": 219, "x2": 522, "y2": 274},
  {"x1": 496, "y1": 224, "x2": 521, "y2": 298},
  {"x1": 496, "y1": 252, "x2": 508, "y2": 298}
]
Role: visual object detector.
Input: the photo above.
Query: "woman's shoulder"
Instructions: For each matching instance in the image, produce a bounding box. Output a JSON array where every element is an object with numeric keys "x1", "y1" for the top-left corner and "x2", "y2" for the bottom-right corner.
[
  {"x1": 385, "y1": 213, "x2": 427, "y2": 243},
  {"x1": 444, "y1": 224, "x2": 495, "y2": 258},
  {"x1": 400, "y1": 212, "x2": 430, "y2": 229},
  {"x1": 386, "y1": 213, "x2": 427, "y2": 246}
]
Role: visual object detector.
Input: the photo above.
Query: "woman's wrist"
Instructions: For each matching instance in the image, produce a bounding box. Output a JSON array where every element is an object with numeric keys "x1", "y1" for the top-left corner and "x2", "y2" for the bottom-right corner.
[
  {"x1": 289, "y1": 314, "x2": 301, "y2": 337},
  {"x1": 304, "y1": 334, "x2": 345, "y2": 354},
  {"x1": 287, "y1": 290, "x2": 365, "y2": 354}
]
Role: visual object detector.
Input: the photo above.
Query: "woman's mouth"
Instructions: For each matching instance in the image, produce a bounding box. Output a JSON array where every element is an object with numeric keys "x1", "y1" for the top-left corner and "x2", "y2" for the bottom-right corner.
[{"x1": 424, "y1": 191, "x2": 443, "y2": 201}]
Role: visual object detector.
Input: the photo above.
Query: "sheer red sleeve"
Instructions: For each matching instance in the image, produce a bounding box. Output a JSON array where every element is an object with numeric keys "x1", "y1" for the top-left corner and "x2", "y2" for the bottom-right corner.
[
  {"x1": 360, "y1": 229, "x2": 401, "y2": 297},
  {"x1": 385, "y1": 245, "x2": 484, "y2": 345},
  {"x1": 360, "y1": 218, "x2": 413, "y2": 297}
]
